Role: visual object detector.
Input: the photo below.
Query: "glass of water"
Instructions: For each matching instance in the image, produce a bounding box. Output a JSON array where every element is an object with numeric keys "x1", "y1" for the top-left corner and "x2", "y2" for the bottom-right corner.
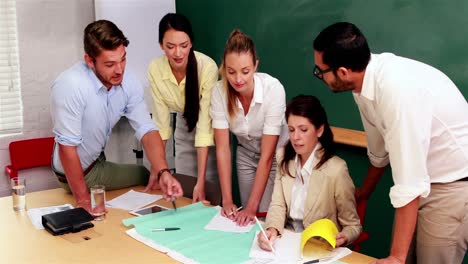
[
  {"x1": 90, "y1": 185, "x2": 106, "y2": 221},
  {"x1": 11, "y1": 177, "x2": 26, "y2": 211}
]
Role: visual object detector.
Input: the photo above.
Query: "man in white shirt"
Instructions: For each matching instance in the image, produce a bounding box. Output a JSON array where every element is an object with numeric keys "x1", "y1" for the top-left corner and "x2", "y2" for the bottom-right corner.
[{"x1": 312, "y1": 22, "x2": 468, "y2": 264}]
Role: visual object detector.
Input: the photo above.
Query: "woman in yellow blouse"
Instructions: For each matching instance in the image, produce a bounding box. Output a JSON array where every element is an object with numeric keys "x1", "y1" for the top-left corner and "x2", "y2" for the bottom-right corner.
[{"x1": 148, "y1": 13, "x2": 218, "y2": 202}]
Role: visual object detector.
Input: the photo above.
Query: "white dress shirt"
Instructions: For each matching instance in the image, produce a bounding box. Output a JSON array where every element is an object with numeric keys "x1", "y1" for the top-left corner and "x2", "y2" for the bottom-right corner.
[
  {"x1": 210, "y1": 72, "x2": 287, "y2": 151},
  {"x1": 353, "y1": 53, "x2": 468, "y2": 208},
  {"x1": 289, "y1": 144, "x2": 319, "y2": 232}
]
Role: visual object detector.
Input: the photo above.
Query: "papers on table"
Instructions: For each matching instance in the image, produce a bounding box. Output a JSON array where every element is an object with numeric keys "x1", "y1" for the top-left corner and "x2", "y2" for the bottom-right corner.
[
  {"x1": 204, "y1": 207, "x2": 255, "y2": 233},
  {"x1": 106, "y1": 189, "x2": 162, "y2": 211},
  {"x1": 123, "y1": 202, "x2": 258, "y2": 264},
  {"x1": 302, "y1": 238, "x2": 352, "y2": 264},
  {"x1": 249, "y1": 230, "x2": 302, "y2": 263},
  {"x1": 247, "y1": 229, "x2": 352, "y2": 264},
  {"x1": 123, "y1": 205, "x2": 350, "y2": 264},
  {"x1": 27, "y1": 204, "x2": 74, "y2": 229}
]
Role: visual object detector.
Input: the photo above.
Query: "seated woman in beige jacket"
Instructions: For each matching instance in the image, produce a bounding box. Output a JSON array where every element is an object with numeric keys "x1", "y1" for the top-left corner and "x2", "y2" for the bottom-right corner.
[{"x1": 258, "y1": 95, "x2": 362, "y2": 251}]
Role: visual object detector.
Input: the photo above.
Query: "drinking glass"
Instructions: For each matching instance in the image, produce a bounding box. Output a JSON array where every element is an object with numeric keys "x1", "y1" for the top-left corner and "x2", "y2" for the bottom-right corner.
[
  {"x1": 11, "y1": 177, "x2": 26, "y2": 211},
  {"x1": 90, "y1": 185, "x2": 106, "y2": 221}
]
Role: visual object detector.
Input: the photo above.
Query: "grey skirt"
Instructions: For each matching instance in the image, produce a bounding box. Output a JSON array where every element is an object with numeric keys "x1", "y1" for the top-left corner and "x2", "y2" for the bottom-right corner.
[{"x1": 174, "y1": 113, "x2": 218, "y2": 183}]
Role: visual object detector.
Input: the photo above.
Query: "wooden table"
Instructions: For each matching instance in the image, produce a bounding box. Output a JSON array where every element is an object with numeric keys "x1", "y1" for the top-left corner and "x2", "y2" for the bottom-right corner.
[
  {"x1": 0, "y1": 187, "x2": 375, "y2": 263},
  {"x1": 331, "y1": 126, "x2": 368, "y2": 148}
]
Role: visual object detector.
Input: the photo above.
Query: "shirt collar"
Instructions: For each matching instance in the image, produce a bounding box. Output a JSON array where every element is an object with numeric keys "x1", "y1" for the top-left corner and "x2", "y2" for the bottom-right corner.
[
  {"x1": 358, "y1": 53, "x2": 377, "y2": 101},
  {"x1": 161, "y1": 56, "x2": 173, "y2": 80},
  {"x1": 84, "y1": 61, "x2": 107, "y2": 94},
  {"x1": 161, "y1": 56, "x2": 185, "y2": 85},
  {"x1": 294, "y1": 143, "x2": 321, "y2": 177},
  {"x1": 236, "y1": 73, "x2": 263, "y2": 109},
  {"x1": 252, "y1": 74, "x2": 263, "y2": 104}
]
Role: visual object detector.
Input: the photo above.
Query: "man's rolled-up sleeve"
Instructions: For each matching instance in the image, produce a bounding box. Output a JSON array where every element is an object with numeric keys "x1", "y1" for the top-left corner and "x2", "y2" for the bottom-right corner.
[
  {"x1": 50, "y1": 76, "x2": 85, "y2": 146},
  {"x1": 124, "y1": 74, "x2": 158, "y2": 141}
]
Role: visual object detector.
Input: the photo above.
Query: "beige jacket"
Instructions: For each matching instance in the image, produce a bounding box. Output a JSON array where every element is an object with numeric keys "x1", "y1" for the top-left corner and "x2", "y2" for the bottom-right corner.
[{"x1": 265, "y1": 147, "x2": 362, "y2": 244}]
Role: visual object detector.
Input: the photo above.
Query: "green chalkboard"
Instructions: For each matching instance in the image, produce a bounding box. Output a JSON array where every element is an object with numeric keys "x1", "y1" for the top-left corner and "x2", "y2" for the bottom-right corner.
[
  {"x1": 177, "y1": 0, "x2": 468, "y2": 131},
  {"x1": 177, "y1": 0, "x2": 468, "y2": 261}
]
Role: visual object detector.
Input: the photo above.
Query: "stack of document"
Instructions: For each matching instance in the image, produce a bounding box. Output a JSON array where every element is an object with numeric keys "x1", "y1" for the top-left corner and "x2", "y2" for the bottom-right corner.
[
  {"x1": 247, "y1": 218, "x2": 352, "y2": 264},
  {"x1": 247, "y1": 228, "x2": 351, "y2": 264},
  {"x1": 123, "y1": 202, "x2": 259, "y2": 264}
]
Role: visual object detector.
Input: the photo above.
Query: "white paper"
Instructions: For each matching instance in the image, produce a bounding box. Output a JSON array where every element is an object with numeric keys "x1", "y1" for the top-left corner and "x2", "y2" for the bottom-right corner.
[
  {"x1": 249, "y1": 230, "x2": 302, "y2": 263},
  {"x1": 247, "y1": 229, "x2": 352, "y2": 264},
  {"x1": 106, "y1": 189, "x2": 162, "y2": 211},
  {"x1": 302, "y1": 247, "x2": 352, "y2": 264},
  {"x1": 204, "y1": 207, "x2": 254, "y2": 233},
  {"x1": 27, "y1": 204, "x2": 74, "y2": 229}
]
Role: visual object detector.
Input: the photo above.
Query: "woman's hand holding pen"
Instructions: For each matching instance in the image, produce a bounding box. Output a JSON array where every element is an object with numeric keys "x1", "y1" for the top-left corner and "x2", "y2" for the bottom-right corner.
[
  {"x1": 221, "y1": 202, "x2": 238, "y2": 220},
  {"x1": 257, "y1": 227, "x2": 278, "y2": 252}
]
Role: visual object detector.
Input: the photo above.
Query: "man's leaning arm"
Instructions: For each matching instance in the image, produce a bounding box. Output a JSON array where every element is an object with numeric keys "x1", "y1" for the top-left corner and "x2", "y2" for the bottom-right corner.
[
  {"x1": 58, "y1": 144, "x2": 91, "y2": 212},
  {"x1": 140, "y1": 130, "x2": 183, "y2": 198},
  {"x1": 356, "y1": 164, "x2": 387, "y2": 201}
]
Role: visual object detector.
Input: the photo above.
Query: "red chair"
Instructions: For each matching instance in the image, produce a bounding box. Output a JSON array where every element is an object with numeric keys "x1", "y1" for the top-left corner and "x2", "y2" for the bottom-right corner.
[
  {"x1": 5, "y1": 137, "x2": 55, "y2": 179},
  {"x1": 256, "y1": 212, "x2": 267, "y2": 218},
  {"x1": 349, "y1": 198, "x2": 371, "y2": 252}
]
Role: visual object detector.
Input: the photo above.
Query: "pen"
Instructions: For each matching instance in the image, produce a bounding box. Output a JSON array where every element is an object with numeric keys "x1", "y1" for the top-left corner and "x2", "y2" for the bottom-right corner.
[
  {"x1": 303, "y1": 260, "x2": 319, "y2": 264},
  {"x1": 151, "y1": 227, "x2": 180, "y2": 232},
  {"x1": 303, "y1": 256, "x2": 333, "y2": 264},
  {"x1": 227, "y1": 206, "x2": 243, "y2": 216},
  {"x1": 254, "y1": 216, "x2": 276, "y2": 254},
  {"x1": 171, "y1": 196, "x2": 177, "y2": 211}
]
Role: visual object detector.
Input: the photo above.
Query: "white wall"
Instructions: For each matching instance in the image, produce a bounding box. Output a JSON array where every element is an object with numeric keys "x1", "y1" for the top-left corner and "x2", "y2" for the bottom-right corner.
[
  {"x1": 0, "y1": 0, "x2": 95, "y2": 197},
  {"x1": 0, "y1": 0, "x2": 176, "y2": 198},
  {"x1": 95, "y1": 0, "x2": 176, "y2": 170}
]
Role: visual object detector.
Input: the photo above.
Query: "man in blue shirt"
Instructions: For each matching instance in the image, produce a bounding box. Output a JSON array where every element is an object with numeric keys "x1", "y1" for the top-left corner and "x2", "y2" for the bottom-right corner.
[{"x1": 50, "y1": 20, "x2": 182, "y2": 213}]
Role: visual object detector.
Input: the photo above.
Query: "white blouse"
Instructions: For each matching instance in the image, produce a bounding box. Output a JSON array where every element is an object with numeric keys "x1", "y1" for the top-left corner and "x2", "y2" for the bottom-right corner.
[
  {"x1": 210, "y1": 72, "x2": 287, "y2": 152},
  {"x1": 289, "y1": 144, "x2": 319, "y2": 231}
]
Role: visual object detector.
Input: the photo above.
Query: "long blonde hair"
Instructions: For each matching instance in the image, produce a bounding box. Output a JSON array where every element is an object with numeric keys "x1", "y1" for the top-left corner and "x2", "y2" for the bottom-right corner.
[{"x1": 220, "y1": 29, "x2": 258, "y2": 120}]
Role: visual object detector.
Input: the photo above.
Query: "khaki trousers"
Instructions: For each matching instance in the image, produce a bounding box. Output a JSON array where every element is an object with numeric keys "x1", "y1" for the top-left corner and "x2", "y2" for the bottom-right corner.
[
  {"x1": 407, "y1": 181, "x2": 468, "y2": 264},
  {"x1": 58, "y1": 153, "x2": 150, "y2": 193}
]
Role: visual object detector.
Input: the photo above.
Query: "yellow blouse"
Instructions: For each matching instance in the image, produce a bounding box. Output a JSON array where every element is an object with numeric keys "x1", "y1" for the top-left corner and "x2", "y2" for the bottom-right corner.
[{"x1": 148, "y1": 51, "x2": 218, "y2": 147}]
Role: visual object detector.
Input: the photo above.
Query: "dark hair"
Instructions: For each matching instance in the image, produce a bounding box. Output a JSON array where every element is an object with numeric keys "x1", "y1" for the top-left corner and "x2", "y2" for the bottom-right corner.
[
  {"x1": 280, "y1": 95, "x2": 335, "y2": 177},
  {"x1": 313, "y1": 22, "x2": 370, "y2": 72},
  {"x1": 84, "y1": 20, "x2": 129, "y2": 60},
  {"x1": 159, "y1": 13, "x2": 199, "y2": 132},
  {"x1": 220, "y1": 29, "x2": 258, "y2": 120}
]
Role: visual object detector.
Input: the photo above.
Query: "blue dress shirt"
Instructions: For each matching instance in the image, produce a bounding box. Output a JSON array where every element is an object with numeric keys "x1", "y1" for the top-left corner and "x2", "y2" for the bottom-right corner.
[{"x1": 50, "y1": 61, "x2": 157, "y2": 173}]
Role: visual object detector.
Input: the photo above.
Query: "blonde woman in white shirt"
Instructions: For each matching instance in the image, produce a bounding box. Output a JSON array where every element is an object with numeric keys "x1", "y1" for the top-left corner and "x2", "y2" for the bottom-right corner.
[
  {"x1": 210, "y1": 29, "x2": 287, "y2": 226},
  {"x1": 258, "y1": 95, "x2": 361, "y2": 251}
]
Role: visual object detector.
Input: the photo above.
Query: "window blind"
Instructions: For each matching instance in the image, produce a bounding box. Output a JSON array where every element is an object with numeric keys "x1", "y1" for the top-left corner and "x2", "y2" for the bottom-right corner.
[{"x1": 0, "y1": 0, "x2": 22, "y2": 135}]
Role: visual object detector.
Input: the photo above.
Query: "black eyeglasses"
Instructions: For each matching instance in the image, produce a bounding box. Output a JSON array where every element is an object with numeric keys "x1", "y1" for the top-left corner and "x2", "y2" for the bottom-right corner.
[{"x1": 313, "y1": 65, "x2": 334, "y2": 80}]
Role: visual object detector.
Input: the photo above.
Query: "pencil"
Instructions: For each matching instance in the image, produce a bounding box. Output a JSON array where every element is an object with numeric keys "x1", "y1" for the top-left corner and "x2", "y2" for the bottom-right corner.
[
  {"x1": 254, "y1": 216, "x2": 276, "y2": 254},
  {"x1": 227, "y1": 206, "x2": 243, "y2": 216}
]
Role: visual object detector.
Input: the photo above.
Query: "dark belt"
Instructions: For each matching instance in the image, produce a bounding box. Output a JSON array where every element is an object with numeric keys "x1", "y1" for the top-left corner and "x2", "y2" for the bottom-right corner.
[
  {"x1": 457, "y1": 176, "x2": 468, "y2": 182},
  {"x1": 54, "y1": 153, "x2": 103, "y2": 184}
]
